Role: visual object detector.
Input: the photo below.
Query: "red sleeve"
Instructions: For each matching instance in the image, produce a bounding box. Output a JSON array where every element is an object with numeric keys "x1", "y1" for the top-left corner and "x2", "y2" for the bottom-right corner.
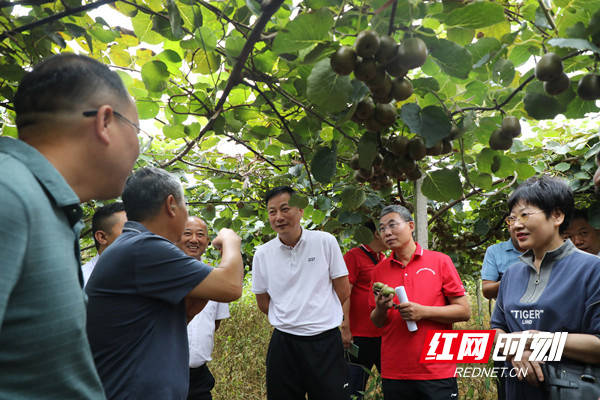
[
  {"x1": 368, "y1": 267, "x2": 380, "y2": 309},
  {"x1": 441, "y1": 255, "x2": 466, "y2": 297},
  {"x1": 343, "y1": 249, "x2": 359, "y2": 286}
]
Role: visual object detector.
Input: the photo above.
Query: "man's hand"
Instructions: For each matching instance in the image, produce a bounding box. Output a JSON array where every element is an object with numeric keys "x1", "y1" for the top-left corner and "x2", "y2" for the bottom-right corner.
[
  {"x1": 212, "y1": 228, "x2": 241, "y2": 252},
  {"x1": 341, "y1": 324, "x2": 352, "y2": 349},
  {"x1": 375, "y1": 291, "x2": 395, "y2": 310},
  {"x1": 509, "y1": 349, "x2": 544, "y2": 387},
  {"x1": 396, "y1": 301, "x2": 426, "y2": 321}
]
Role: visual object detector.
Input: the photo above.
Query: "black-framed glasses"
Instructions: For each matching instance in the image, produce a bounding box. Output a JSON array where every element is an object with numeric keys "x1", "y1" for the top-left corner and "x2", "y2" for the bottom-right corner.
[{"x1": 83, "y1": 110, "x2": 150, "y2": 137}]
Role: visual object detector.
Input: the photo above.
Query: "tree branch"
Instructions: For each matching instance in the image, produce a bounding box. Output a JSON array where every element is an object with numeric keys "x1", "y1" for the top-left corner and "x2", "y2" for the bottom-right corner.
[
  {"x1": 160, "y1": 0, "x2": 285, "y2": 168},
  {"x1": 0, "y1": 0, "x2": 116, "y2": 41},
  {"x1": 244, "y1": 80, "x2": 315, "y2": 193},
  {"x1": 388, "y1": 0, "x2": 398, "y2": 36}
]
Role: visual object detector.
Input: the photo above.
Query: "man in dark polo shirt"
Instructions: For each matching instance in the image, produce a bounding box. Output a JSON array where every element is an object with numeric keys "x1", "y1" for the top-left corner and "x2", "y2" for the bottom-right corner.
[
  {"x1": 86, "y1": 167, "x2": 243, "y2": 400},
  {"x1": 370, "y1": 205, "x2": 471, "y2": 400},
  {"x1": 0, "y1": 53, "x2": 140, "y2": 399}
]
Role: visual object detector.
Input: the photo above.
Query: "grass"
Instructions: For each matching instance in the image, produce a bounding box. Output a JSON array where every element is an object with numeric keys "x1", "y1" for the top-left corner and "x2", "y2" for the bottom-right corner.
[{"x1": 211, "y1": 275, "x2": 498, "y2": 400}]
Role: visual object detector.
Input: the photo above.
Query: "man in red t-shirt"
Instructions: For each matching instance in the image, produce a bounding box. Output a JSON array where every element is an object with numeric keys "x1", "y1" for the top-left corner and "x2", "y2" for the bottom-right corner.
[
  {"x1": 370, "y1": 205, "x2": 471, "y2": 400},
  {"x1": 341, "y1": 220, "x2": 386, "y2": 400}
]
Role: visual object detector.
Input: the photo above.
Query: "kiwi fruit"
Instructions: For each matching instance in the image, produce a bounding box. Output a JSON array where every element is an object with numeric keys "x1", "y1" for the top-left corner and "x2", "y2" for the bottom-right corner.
[
  {"x1": 501, "y1": 116, "x2": 521, "y2": 138},
  {"x1": 386, "y1": 52, "x2": 409, "y2": 78},
  {"x1": 373, "y1": 282, "x2": 385, "y2": 294},
  {"x1": 391, "y1": 78, "x2": 413, "y2": 101},
  {"x1": 448, "y1": 125, "x2": 464, "y2": 140},
  {"x1": 349, "y1": 154, "x2": 361, "y2": 170},
  {"x1": 367, "y1": 65, "x2": 389, "y2": 89},
  {"x1": 396, "y1": 37, "x2": 428, "y2": 70},
  {"x1": 375, "y1": 35, "x2": 397, "y2": 64},
  {"x1": 375, "y1": 103, "x2": 397, "y2": 127},
  {"x1": 355, "y1": 30, "x2": 380, "y2": 58},
  {"x1": 407, "y1": 137, "x2": 427, "y2": 161},
  {"x1": 577, "y1": 74, "x2": 600, "y2": 101},
  {"x1": 441, "y1": 139, "x2": 453, "y2": 155},
  {"x1": 381, "y1": 285, "x2": 395, "y2": 297},
  {"x1": 535, "y1": 53, "x2": 563, "y2": 82},
  {"x1": 426, "y1": 141, "x2": 443, "y2": 156},
  {"x1": 354, "y1": 97, "x2": 376, "y2": 121},
  {"x1": 330, "y1": 46, "x2": 356, "y2": 75},
  {"x1": 354, "y1": 58, "x2": 377, "y2": 82},
  {"x1": 544, "y1": 73, "x2": 570, "y2": 96},
  {"x1": 406, "y1": 167, "x2": 423, "y2": 181},
  {"x1": 489, "y1": 129, "x2": 513, "y2": 151},
  {"x1": 398, "y1": 156, "x2": 418, "y2": 173},
  {"x1": 365, "y1": 117, "x2": 385, "y2": 132},
  {"x1": 389, "y1": 136, "x2": 409, "y2": 156},
  {"x1": 588, "y1": 10, "x2": 600, "y2": 47}
]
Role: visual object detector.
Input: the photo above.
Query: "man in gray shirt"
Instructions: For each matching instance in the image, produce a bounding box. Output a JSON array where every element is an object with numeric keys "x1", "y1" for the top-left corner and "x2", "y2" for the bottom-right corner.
[{"x1": 0, "y1": 53, "x2": 139, "y2": 398}]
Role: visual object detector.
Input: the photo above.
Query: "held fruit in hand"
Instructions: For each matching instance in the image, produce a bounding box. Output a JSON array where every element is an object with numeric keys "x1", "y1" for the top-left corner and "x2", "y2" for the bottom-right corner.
[
  {"x1": 381, "y1": 285, "x2": 396, "y2": 297},
  {"x1": 373, "y1": 282, "x2": 385, "y2": 294}
]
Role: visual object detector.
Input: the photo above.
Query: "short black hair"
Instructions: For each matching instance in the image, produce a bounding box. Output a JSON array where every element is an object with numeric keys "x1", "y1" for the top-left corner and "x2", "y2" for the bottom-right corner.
[
  {"x1": 571, "y1": 208, "x2": 588, "y2": 222},
  {"x1": 364, "y1": 220, "x2": 377, "y2": 233},
  {"x1": 122, "y1": 167, "x2": 183, "y2": 222},
  {"x1": 380, "y1": 204, "x2": 414, "y2": 223},
  {"x1": 265, "y1": 186, "x2": 295, "y2": 206},
  {"x1": 14, "y1": 53, "x2": 130, "y2": 129},
  {"x1": 91, "y1": 202, "x2": 125, "y2": 250},
  {"x1": 507, "y1": 175, "x2": 573, "y2": 234}
]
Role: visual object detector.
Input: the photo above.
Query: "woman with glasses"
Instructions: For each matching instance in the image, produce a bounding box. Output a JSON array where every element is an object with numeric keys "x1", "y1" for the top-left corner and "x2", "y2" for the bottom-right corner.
[{"x1": 491, "y1": 175, "x2": 600, "y2": 400}]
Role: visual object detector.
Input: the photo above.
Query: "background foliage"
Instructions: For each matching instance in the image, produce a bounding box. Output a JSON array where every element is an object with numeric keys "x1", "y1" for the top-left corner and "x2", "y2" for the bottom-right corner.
[{"x1": 2, "y1": 1, "x2": 600, "y2": 275}]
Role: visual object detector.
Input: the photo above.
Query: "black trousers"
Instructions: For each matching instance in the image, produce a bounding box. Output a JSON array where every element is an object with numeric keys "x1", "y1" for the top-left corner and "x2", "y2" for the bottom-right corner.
[
  {"x1": 187, "y1": 364, "x2": 215, "y2": 400},
  {"x1": 346, "y1": 336, "x2": 381, "y2": 400},
  {"x1": 266, "y1": 328, "x2": 350, "y2": 400},
  {"x1": 382, "y1": 377, "x2": 458, "y2": 400}
]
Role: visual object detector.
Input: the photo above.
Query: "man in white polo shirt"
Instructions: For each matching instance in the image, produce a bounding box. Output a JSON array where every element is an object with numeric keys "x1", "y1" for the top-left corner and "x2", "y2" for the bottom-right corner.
[
  {"x1": 178, "y1": 216, "x2": 230, "y2": 400},
  {"x1": 252, "y1": 186, "x2": 351, "y2": 400}
]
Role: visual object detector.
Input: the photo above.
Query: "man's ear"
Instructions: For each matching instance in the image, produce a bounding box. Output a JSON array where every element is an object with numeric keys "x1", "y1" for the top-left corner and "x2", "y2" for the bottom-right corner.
[
  {"x1": 93, "y1": 105, "x2": 114, "y2": 146},
  {"x1": 166, "y1": 194, "x2": 177, "y2": 217},
  {"x1": 94, "y1": 230, "x2": 108, "y2": 247},
  {"x1": 552, "y1": 209, "x2": 565, "y2": 227}
]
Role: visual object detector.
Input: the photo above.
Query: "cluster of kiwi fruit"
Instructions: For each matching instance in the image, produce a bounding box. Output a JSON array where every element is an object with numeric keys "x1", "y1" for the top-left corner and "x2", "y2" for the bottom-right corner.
[
  {"x1": 373, "y1": 282, "x2": 396, "y2": 297},
  {"x1": 330, "y1": 30, "x2": 428, "y2": 131},
  {"x1": 489, "y1": 116, "x2": 521, "y2": 151},
  {"x1": 535, "y1": 50, "x2": 600, "y2": 101},
  {"x1": 348, "y1": 127, "x2": 461, "y2": 188}
]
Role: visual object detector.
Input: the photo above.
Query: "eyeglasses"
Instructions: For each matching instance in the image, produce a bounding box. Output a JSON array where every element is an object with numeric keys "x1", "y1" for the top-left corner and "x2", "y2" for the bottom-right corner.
[
  {"x1": 379, "y1": 221, "x2": 404, "y2": 233},
  {"x1": 83, "y1": 110, "x2": 151, "y2": 137},
  {"x1": 505, "y1": 210, "x2": 545, "y2": 226}
]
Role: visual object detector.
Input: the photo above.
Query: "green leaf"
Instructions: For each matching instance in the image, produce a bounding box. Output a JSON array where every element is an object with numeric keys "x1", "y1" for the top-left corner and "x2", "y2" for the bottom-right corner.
[
  {"x1": 400, "y1": 103, "x2": 421, "y2": 133},
  {"x1": 353, "y1": 225, "x2": 373, "y2": 244},
  {"x1": 555, "y1": 162, "x2": 571, "y2": 172},
  {"x1": 358, "y1": 132, "x2": 378, "y2": 170},
  {"x1": 494, "y1": 155, "x2": 516, "y2": 178},
  {"x1": 476, "y1": 148, "x2": 496, "y2": 174},
  {"x1": 492, "y1": 59, "x2": 515, "y2": 87},
  {"x1": 272, "y1": 9, "x2": 334, "y2": 54},
  {"x1": 420, "y1": 106, "x2": 451, "y2": 147},
  {"x1": 428, "y1": 38, "x2": 472, "y2": 79},
  {"x1": 523, "y1": 92, "x2": 566, "y2": 120},
  {"x1": 339, "y1": 211, "x2": 362, "y2": 224},
  {"x1": 289, "y1": 193, "x2": 309, "y2": 209},
  {"x1": 443, "y1": 2, "x2": 506, "y2": 29},
  {"x1": 226, "y1": 35, "x2": 246, "y2": 59},
  {"x1": 547, "y1": 38, "x2": 600, "y2": 54},
  {"x1": 412, "y1": 78, "x2": 440, "y2": 94},
  {"x1": 141, "y1": 61, "x2": 170, "y2": 92},
  {"x1": 447, "y1": 27, "x2": 475, "y2": 46},
  {"x1": 166, "y1": 0, "x2": 184, "y2": 39},
  {"x1": 421, "y1": 169, "x2": 463, "y2": 202},
  {"x1": 0, "y1": 64, "x2": 25, "y2": 81},
  {"x1": 306, "y1": 59, "x2": 353, "y2": 113},
  {"x1": 341, "y1": 187, "x2": 366, "y2": 210},
  {"x1": 137, "y1": 100, "x2": 159, "y2": 120},
  {"x1": 132, "y1": 13, "x2": 163, "y2": 45},
  {"x1": 310, "y1": 144, "x2": 337, "y2": 184},
  {"x1": 515, "y1": 163, "x2": 536, "y2": 180},
  {"x1": 163, "y1": 125, "x2": 186, "y2": 139}
]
